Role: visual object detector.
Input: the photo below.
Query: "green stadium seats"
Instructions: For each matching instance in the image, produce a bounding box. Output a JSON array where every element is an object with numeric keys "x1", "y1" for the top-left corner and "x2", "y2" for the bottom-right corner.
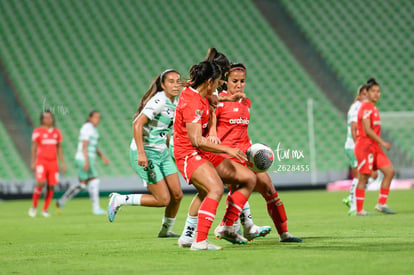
[
  {"x1": 280, "y1": 0, "x2": 414, "y2": 161},
  {"x1": 0, "y1": 0, "x2": 352, "y2": 180}
]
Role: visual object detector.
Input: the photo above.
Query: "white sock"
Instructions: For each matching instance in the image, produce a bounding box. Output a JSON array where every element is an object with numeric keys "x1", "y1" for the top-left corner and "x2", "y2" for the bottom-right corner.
[
  {"x1": 118, "y1": 194, "x2": 142, "y2": 206},
  {"x1": 88, "y1": 178, "x2": 101, "y2": 211},
  {"x1": 181, "y1": 215, "x2": 197, "y2": 240},
  {"x1": 240, "y1": 201, "x2": 254, "y2": 230},
  {"x1": 349, "y1": 178, "x2": 358, "y2": 211},
  {"x1": 159, "y1": 216, "x2": 176, "y2": 235}
]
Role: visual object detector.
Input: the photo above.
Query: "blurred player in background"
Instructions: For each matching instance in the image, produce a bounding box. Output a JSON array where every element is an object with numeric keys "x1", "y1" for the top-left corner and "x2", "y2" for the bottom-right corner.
[
  {"x1": 354, "y1": 78, "x2": 396, "y2": 216},
  {"x1": 213, "y1": 63, "x2": 302, "y2": 242},
  {"x1": 343, "y1": 85, "x2": 368, "y2": 214},
  {"x1": 178, "y1": 48, "x2": 270, "y2": 247},
  {"x1": 29, "y1": 110, "x2": 66, "y2": 217},
  {"x1": 107, "y1": 69, "x2": 183, "y2": 238},
  {"x1": 56, "y1": 111, "x2": 110, "y2": 215},
  {"x1": 174, "y1": 61, "x2": 256, "y2": 250}
]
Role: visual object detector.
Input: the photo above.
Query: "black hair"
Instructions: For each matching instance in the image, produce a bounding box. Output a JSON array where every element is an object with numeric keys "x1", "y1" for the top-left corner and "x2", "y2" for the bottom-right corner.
[
  {"x1": 133, "y1": 69, "x2": 180, "y2": 119},
  {"x1": 85, "y1": 110, "x2": 100, "y2": 123},
  {"x1": 205, "y1": 48, "x2": 230, "y2": 75},
  {"x1": 40, "y1": 110, "x2": 55, "y2": 126},
  {"x1": 366, "y1": 78, "x2": 379, "y2": 91},
  {"x1": 189, "y1": 61, "x2": 222, "y2": 89}
]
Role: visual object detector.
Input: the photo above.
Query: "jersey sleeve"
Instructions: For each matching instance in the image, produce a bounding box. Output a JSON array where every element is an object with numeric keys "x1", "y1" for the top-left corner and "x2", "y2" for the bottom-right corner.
[
  {"x1": 182, "y1": 100, "x2": 204, "y2": 124},
  {"x1": 31, "y1": 129, "x2": 40, "y2": 143},
  {"x1": 80, "y1": 123, "x2": 93, "y2": 141},
  {"x1": 141, "y1": 94, "x2": 165, "y2": 120},
  {"x1": 360, "y1": 103, "x2": 374, "y2": 121}
]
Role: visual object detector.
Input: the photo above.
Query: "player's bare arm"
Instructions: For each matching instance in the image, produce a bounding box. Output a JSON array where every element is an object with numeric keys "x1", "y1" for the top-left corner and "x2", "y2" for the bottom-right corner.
[
  {"x1": 133, "y1": 114, "x2": 149, "y2": 168},
  {"x1": 186, "y1": 122, "x2": 246, "y2": 162},
  {"x1": 361, "y1": 118, "x2": 390, "y2": 150},
  {"x1": 57, "y1": 143, "x2": 66, "y2": 173},
  {"x1": 31, "y1": 141, "x2": 37, "y2": 171}
]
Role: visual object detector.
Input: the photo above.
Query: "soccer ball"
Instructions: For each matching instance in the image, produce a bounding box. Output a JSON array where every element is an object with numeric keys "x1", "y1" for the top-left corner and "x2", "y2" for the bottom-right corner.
[{"x1": 246, "y1": 143, "x2": 274, "y2": 173}]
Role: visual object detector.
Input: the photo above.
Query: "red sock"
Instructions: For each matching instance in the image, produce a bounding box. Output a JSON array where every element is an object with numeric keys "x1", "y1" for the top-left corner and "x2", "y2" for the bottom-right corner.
[
  {"x1": 43, "y1": 189, "x2": 54, "y2": 211},
  {"x1": 196, "y1": 197, "x2": 219, "y2": 242},
  {"x1": 355, "y1": 188, "x2": 365, "y2": 212},
  {"x1": 219, "y1": 192, "x2": 232, "y2": 226},
  {"x1": 32, "y1": 186, "x2": 43, "y2": 208},
  {"x1": 378, "y1": 188, "x2": 390, "y2": 205},
  {"x1": 223, "y1": 191, "x2": 248, "y2": 226},
  {"x1": 265, "y1": 192, "x2": 288, "y2": 235}
]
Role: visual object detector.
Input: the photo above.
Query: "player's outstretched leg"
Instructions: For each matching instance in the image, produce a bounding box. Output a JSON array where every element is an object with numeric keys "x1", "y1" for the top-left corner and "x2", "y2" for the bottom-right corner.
[
  {"x1": 255, "y1": 172, "x2": 303, "y2": 242},
  {"x1": 56, "y1": 182, "x2": 87, "y2": 213}
]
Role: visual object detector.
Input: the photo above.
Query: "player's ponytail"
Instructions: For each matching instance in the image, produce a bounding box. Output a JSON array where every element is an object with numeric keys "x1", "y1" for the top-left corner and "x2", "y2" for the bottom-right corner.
[
  {"x1": 205, "y1": 48, "x2": 230, "y2": 92},
  {"x1": 366, "y1": 78, "x2": 379, "y2": 91},
  {"x1": 133, "y1": 69, "x2": 179, "y2": 120},
  {"x1": 189, "y1": 61, "x2": 222, "y2": 89}
]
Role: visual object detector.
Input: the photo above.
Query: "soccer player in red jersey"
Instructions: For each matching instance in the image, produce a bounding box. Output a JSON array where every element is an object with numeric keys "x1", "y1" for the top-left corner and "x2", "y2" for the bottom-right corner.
[
  {"x1": 354, "y1": 78, "x2": 396, "y2": 216},
  {"x1": 174, "y1": 61, "x2": 256, "y2": 250},
  {"x1": 213, "y1": 63, "x2": 303, "y2": 242},
  {"x1": 29, "y1": 110, "x2": 66, "y2": 217},
  {"x1": 178, "y1": 49, "x2": 269, "y2": 247}
]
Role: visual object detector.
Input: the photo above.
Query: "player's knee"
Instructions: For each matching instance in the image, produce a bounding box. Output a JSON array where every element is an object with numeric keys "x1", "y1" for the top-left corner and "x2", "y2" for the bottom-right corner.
[
  {"x1": 386, "y1": 167, "x2": 395, "y2": 178},
  {"x1": 243, "y1": 171, "x2": 256, "y2": 191},
  {"x1": 208, "y1": 184, "x2": 223, "y2": 201},
  {"x1": 171, "y1": 190, "x2": 183, "y2": 203},
  {"x1": 156, "y1": 194, "x2": 171, "y2": 207}
]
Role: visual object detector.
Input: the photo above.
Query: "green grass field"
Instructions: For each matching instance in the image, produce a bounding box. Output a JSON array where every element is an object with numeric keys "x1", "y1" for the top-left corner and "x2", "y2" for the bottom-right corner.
[{"x1": 1, "y1": 189, "x2": 413, "y2": 275}]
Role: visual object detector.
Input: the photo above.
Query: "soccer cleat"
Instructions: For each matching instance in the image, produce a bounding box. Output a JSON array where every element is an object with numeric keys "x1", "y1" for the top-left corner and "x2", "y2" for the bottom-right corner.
[
  {"x1": 107, "y1": 193, "x2": 121, "y2": 222},
  {"x1": 214, "y1": 225, "x2": 248, "y2": 245},
  {"x1": 243, "y1": 225, "x2": 272, "y2": 241},
  {"x1": 375, "y1": 204, "x2": 396, "y2": 214},
  {"x1": 348, "y1": 210, "x2": 356, "y2": 216},
  {"x1": 55, "y1": 200, "x2": 63, "y2": 215},
  {"x1": 158, "y1": 231, "x2": 180, "y2": 238},
  {"x1": 356, "y1": 209, "x2": 371, "y2": 216},
  {"x1": 190, "y1": 240, "x2": 222, "y2": 251},
  {"x1": 178, "y1": 236, "x2": 194, "y2": 248},
  {"x1": 342, "y1": 197, "x2": 351, "y2": 209},
  {"x1": 41, "y1": 211, "x2": 50, "y2": 218},
  {"x1": 28, "y1": 207, "x2": 37, "y2": 218},
  {"x1": 93, "y1": 208, "x2": 106, "y2": 215},
  {"x1": 280, "y1": 232, "x2": 304, "y2": 243}
]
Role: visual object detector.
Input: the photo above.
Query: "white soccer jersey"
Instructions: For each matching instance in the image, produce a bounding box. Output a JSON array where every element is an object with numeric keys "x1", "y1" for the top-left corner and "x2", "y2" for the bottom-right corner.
[
  {"x1": 75, "y1": 122, "x2": 99, "y2": 160},
  {"x1": 130, "y1": 91, "x2": 177, "y2": 152},
  {"x1": 344, "y1": 101, "x2": 362, "y2": 149}
]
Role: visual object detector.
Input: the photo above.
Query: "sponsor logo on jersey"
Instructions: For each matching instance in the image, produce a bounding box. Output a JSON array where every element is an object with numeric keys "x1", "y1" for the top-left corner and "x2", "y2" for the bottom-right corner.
[
  {"x1": 229, "y1": 117, "x2": 249, "y2": 125},
  {"x1": 41, "y1": 139, "x2": 59, "y2": 145}
]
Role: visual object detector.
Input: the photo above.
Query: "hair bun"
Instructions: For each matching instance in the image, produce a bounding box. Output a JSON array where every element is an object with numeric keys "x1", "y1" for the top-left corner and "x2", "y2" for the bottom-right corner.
[{"x1": 367, "y1": 77, "x2": 376, "y2": 84}]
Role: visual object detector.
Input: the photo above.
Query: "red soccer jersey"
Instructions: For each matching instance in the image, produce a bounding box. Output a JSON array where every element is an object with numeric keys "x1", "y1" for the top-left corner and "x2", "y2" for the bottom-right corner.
[
  {"x1": 215, "y1": 91, "x2": 251, "y2": 153},
  {"x1": 32, "y1": 127, "x2": 62, "y2": 161},
  {"x1": 173, "y1": 87, "x2": 210, "y2": 160},
  {"x1": 356, "y1": 101, "x2": 381, "y2": 145}
]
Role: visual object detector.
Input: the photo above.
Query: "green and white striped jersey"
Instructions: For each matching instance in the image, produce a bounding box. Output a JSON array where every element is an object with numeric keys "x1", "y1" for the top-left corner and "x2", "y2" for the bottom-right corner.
[
  {"x1": 344, "y1": 100, "x2": 361, "y2": 149},
  {"x1": 130, "y1": 91, "x2": 177, "y2": 152},
  {"x1": 75, "y1": 122, "x2": 99, "y2": 160}
]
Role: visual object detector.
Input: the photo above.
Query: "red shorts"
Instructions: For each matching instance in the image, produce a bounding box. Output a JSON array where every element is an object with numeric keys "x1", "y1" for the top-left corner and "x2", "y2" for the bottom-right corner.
[
  {"x1": 176, "y1": 150, "x2": 225, "y2": 183},
  {"x1": 223, "y1": 155, "x2": 258, "y2": 174},
  {"x1": 354, "y1": 143, "x2": 391, "y2": 175},
  {"x1": 35, "y1": 159, "x2": 59, "y2": 185}
]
